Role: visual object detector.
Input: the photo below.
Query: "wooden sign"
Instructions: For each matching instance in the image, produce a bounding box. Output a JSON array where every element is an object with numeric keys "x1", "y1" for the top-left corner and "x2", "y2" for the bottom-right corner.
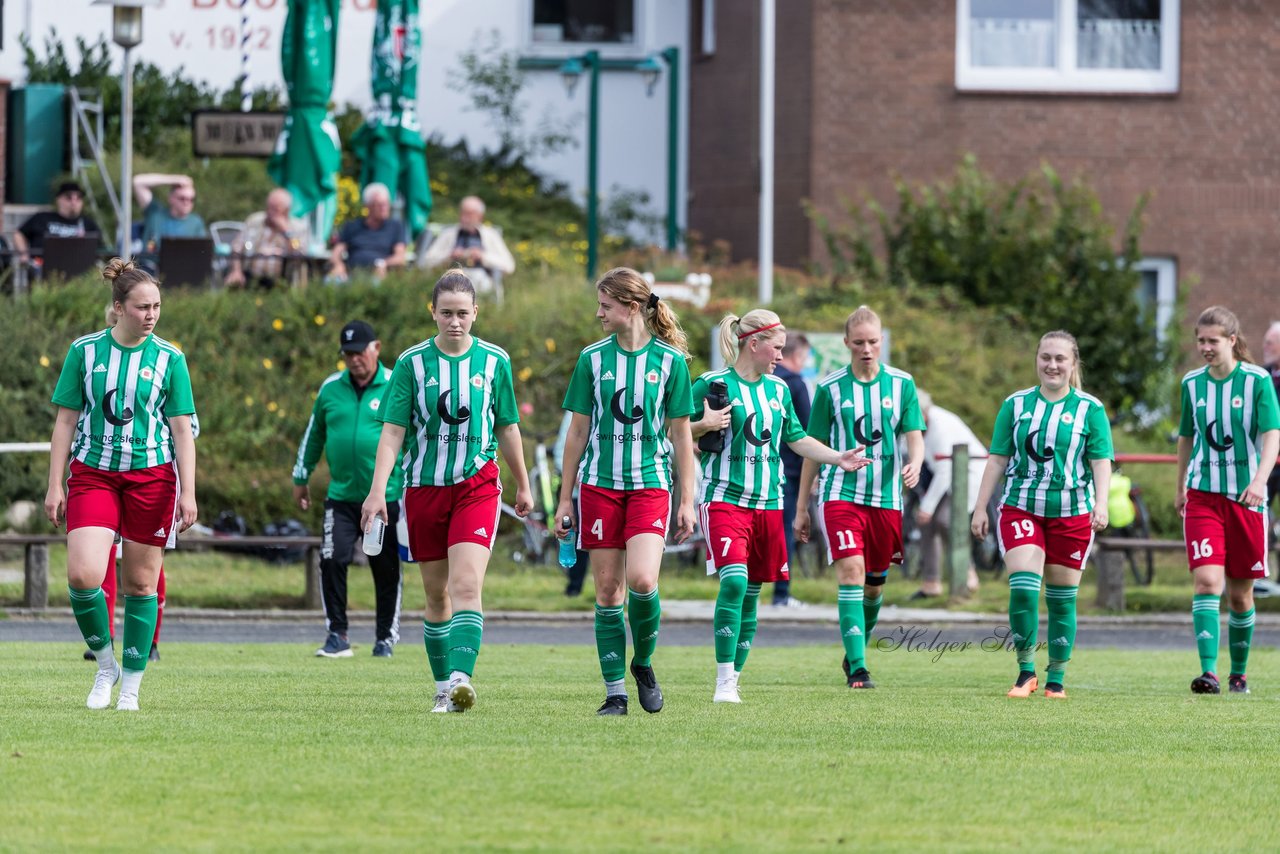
[{"x1": 191, "y1": 110, "x2": 285, "y2": 158}]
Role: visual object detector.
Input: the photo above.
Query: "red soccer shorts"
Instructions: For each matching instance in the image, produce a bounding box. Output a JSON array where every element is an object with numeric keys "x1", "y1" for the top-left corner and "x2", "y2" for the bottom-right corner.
[
  {"x1": 996, "y1": 504, "x2": 1093, "y2": 571},
  {"x1": 577, "y1": 484, "x2": 669, "y2": 550},
  {"x1": 66, "y1": 460, "x2": 177, "y2": 547},
  {"x1": 821, "y1": 501, "x2": 904, "y2": 574},
  {"x1": 700, "y1": 502, "x2": 789, "y2": 583},
  {"x1": 1183, "y1": 489, "x2": 1270, "y2": 580},
  {"x1": 404, "y1": 460, "x2": 501, "y2": 562}
]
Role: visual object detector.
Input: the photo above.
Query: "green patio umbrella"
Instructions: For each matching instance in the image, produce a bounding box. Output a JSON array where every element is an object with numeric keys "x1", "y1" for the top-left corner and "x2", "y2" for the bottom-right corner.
[
  {"x1": 351, "y1": 0, "x2": 433, "y2": 240},
  {"x1": 267, "y1": 0, "x2": 342, "y2": 248}
]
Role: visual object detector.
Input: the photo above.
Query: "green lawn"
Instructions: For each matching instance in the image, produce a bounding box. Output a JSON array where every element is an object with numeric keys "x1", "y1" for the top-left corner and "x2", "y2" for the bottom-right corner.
[
  {"x1": 5, "y1": 540, "x2": 1278, "y2": 616},
  {"x1": 2, "y1": 643, "x2": 1276, "y2": 851}
]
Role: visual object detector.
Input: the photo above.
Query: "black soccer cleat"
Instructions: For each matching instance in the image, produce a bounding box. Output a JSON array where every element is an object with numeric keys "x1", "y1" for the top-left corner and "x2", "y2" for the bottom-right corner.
[
  {"x1": 597, "y1": 695, "x2": 628, "y2": 716},
  {"x1": 1228, "y1": 674, "x2": 1250, "y2": 694},
  {"x1": 1190, "y1": 671, "x2": 1221, "y2": 694},
  {"x1": 630, "y1": 661, "x2": 664, "y2": 713},
  {"x1": 842, "y1": 656, "x2": 851, "y2": 683},
  {"x1": 83, "y1": 648, "x2": 96, "y2": 661},
  {"x1": 848, "y1": 667, "x2": 876, "y2": 689}
]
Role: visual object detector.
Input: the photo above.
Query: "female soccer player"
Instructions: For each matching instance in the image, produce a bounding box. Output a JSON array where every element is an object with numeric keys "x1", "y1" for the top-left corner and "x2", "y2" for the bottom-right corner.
[
  {"x1": 362, "y1": 270, "x2": 533, "y2": 714},
  {"x1": 794, "y1": 306, "x2": 924, "y2": 690},
  {"x1": 46, "y1": 258, "x2": 197, "y2": 711},
  {"x1": 971, "y1": 330, "x2": 1113, "y2": 699},
  {"x1": 554, "y1": 267, "x2": 698, "y2": 716},
  {"x1": 692, "y1": 309, "x2": 869, "y2": 703},
  {"x1": 1176, "y1": 306, "x2": 1279, "y2": 695}
]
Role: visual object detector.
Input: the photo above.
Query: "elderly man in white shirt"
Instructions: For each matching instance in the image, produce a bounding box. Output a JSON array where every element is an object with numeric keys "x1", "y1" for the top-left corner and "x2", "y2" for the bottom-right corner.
[{"x1": 912, "y1": 390, "x2": 986, "y2": 598}]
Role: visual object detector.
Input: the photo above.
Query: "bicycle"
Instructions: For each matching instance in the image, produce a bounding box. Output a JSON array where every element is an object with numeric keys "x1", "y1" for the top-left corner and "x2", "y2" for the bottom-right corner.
[
  {"x1": 1093, "y1": 473, "x2": 1155, "y2": 586},
  {"x1": 900, "y1": 488, "x2": 1003, "y2": 580},
  {"x1": 502, "y1": 431, "x2": 559, "y2": 564}
]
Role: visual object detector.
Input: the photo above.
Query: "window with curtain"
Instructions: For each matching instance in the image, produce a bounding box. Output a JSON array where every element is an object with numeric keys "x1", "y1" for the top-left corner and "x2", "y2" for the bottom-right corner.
[{"x1": 532, "y1": 0, "x2": 637, "y2": 45}]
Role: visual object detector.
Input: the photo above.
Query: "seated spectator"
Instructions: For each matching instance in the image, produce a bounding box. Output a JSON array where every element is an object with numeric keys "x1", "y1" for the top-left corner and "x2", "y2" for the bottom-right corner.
[
  {"x1": 328, "y1": 183, "x2": 406, "y2": 282},
  {"x1": 134, "y1": 173, "x2": 206, "y2": 272},
  {"x1": 224, "y1": 188, "x2": 312, "y2": 289},
  {"x1": 13, "y1": 181, "x2": 102, "y2": 270},
  {"x1": 419, "y1": 195, "x2": 515, "y2": 293}
]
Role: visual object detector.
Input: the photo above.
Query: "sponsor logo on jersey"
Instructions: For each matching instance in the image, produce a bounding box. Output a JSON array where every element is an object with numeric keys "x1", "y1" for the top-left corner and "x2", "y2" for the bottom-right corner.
[
  {"x1": 601, "y1": 370, "x2": 615, "y2": 382},
  {"x1": 470, "y1": 375, "x2": 484, "y2": 389},
  {"x1": 102, "y1": 388, "x2": 135, "y2": 427},
  {"x1": 1018, "y1": 412, "x2": 1032, "y2": 421},
  {"x1": 1050, "y1": 636, "x2": 1070, "y2": 646},
  {"x1": 369, "y1": 399, "x2": 380, "y2": 410},
  {"x1": 715, "y1": 626, "x2": 735, "y2": 637},
  {"x1": 123, "y1": 646, "x2": 143, "y2": 660},
  {"x1": 1196, "y1": 630, "x2": 1213, "y2": 640},
  {"x1": 425, "y1": 376, "x2": 438, "y2": 387},
  {"x1": 882, "y1": 396, "x2": 893, "y2": 409},
  {"x1": 732, "y1": 398, "x2": 744, "y2": 407},
  {"x1": 844, "y1": 625, "x2": 863, "y2": 637},
  {"x1": 742, "y1": 412, "x2": 773, "y2": 447},
  {"x1": 1061, "y1": 412, "x2": 1074, "y2": 424},
  {"x1": 93, "y1": 364, "x2": 108, "y2": 373},
  {"x1": 1196, "y1": 398, "x2": 1206, "y2": 408},
  {"x1": 139, "y1": 367, "x2": 154, "y2": 381},
  {"x1": 853, "y1": 413, "x2": 883, "y2": 447},
  {"x1": 841, "y1": 400, "x2": 854, "y2": 409},
  {"x1": 646, "y1": 370, "x2": 659, "y2": 384},
  {"x1": 600, "y1": 651, "x2": 622, "y2": 661},
  {"x1": 1070, "y1": 550, "x2": 1082, "y2": 560},
  {"x1": 1232, "y1": 396, "x2": 1243, "y2": 409},
  {"x1": 1024, "y1": 429, "x2": 1055, "y2": 464},
  {"x1": 610, "y1": 388, "x2": 644, "y2": 425},
  {"x1": 437, "y1": 391, "x2": 471, "y2": 426},
  {"x1": 154, "y1": 527, "x2": 166, "y2": 537},
  {"x1": 769, "y1": 398, "x2": 781, "y2": 411},
  {"x1": 474, "y1": 527, "x2": 488, "y2": 537},
  {"x1": 1205, "y1": 420, "x2": 1234, "y2": 453}
]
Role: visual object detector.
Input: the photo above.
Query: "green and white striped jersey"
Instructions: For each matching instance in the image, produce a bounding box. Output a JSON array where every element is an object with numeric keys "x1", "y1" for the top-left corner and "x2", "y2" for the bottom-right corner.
[
  {"x1": 563, "y1": 335, "x2": 694, "y2": 491},
  {"x1": 990, "y1": 386, "x2": 1113, "y2": 518},
  {"x1": 1179, "y1": 363, "x2": 1280, "y2": 503},
  {"x1": 51, "y1": 329, "x2": 196, "y2": 472},
  {"x1": 692, "y1": 368, "x2": 807, "y2": 509},
  {"x1": 378, "y1": 337, "x2": 519, "y2": 487},
  {"x1": 806, "y1": 365, "x2": 925, "y2": 510}
]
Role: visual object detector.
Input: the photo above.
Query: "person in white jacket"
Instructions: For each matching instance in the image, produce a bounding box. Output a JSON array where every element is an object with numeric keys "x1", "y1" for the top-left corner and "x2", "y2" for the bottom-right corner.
[
  {"x1": 417, "y1": 196, "x2": 515, "y2": 294},
  {"x1": 912, "y1": 390, "x2": 985, "y2": 598}
]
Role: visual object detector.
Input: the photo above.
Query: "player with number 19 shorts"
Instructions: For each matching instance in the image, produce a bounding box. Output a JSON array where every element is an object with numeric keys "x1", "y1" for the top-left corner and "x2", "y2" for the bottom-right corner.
[
  {"x1": 694, "y1": 308, "x2": 870, "y2": 704},
  {"x1": 46, "y1": 259, "x2": 198, "y2": 712},
  {"x1": 794, "y1": 306, "x2": 924, "y2": 691},
  {"x1": 554, "y1": 268, "x2": 699, "y2": 716},
  {"x1": 1176, "y1": 306, "x2": 1280, "y2": 696},
  {"x1": 361, "y1": 271, "x2": 534, "y2": 715},
  {"x1": 971, "y1": 330, "x2": 1113, "y2": 700}
]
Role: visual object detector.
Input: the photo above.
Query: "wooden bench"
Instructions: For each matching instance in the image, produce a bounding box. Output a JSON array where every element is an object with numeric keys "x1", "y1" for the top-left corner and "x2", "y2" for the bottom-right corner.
[
  {"x1": 1093, "y1": 536, "x2": 1280, "y2": 611},
  {"x1": 0, "y1": 533, "x2": 325, "y2": 610}
]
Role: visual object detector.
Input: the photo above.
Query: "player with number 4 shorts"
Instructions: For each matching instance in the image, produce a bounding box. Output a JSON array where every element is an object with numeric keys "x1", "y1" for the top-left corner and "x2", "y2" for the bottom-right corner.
[
  {"x1": 1176, "y1": 306, "x2": 1280, "y2": 696},
  {"x1": 693, "y1": 308, "x2": 869, "y2": 704},
  {"x1": 361, "y1": 271, "x2": 534, "y2": 714},
  {"x1": 971, "y1": 330, "x2": 1113, "y2": 700},
  {"x1": 794, "y1": 306, "x2": 924, "y2": 691},
  {"x1": 554, "y1": 268, "x2": 699, "y2": 716}
]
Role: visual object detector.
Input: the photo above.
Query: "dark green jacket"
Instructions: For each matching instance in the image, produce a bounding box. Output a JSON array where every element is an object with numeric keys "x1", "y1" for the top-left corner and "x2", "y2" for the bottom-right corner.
[{"x1": 292, "y1": 366, "x2": 403, "y2": 502}]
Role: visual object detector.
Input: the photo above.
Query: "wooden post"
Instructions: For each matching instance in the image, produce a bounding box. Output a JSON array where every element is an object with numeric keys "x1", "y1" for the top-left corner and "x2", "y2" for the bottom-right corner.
[
  {"x1": 304, "y1": 546, "x2": 322, "y2": 610},
  {"x1": 23, "y1": 543, "x2": 49, "y2": 609},
  {"x1": 1095, "y1": 544, "x2": 1126, "y2": 611},
  {"x1": 947, "y1": 444, "x2": 970, "y2": 598}
]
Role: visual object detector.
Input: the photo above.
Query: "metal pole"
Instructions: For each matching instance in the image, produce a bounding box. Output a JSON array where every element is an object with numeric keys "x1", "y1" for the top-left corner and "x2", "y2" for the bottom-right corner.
[
  {"x1": 239, "y1": 0, "x2": 252, "y2": 111},
  {"x1": 947, "y1": 444, "x2": 971, "y2": 598},
  {"x1": 120, "y1": 44, "x2": 134, "y2": 261},
  {"x1": 758, "y1": 0, "x2": 775, "y2": 304},
  {"x1": 663, "y1": 46, "x2": 680, "y2": 252},
  {"x1": 586, "y1": 50, "x2": 600, "y2": 282}
]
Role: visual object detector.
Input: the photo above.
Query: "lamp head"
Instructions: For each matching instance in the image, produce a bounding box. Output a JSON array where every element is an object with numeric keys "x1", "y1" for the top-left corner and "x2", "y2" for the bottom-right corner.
[
  {"x1": 93, "y1": 0, "x2": 160, "y2": 49},
  {"x1": 559, "y1": 57, "x2": 584, "y2": 98},
  {"x1": 638, "y1": 55, "x2": 663, "y2": 97}
]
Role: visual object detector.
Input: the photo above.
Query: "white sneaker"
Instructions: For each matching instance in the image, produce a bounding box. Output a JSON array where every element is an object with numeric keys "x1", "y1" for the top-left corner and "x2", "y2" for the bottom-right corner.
[
  {"x1": 116, "y1": 692, "x2": 140, "y2": 711},
  {"x1": 713, "y1": 673, "x2": 741, "y2": 704},
  {"x1": 430, "y1": 690, "x2": 450, "y2": 713},
  {"x1": 87, "y1": 663, "x2": 120, "y2": 710},
  {"x1": 447, "y1": 680, "x2": 476, "y2": 712}
]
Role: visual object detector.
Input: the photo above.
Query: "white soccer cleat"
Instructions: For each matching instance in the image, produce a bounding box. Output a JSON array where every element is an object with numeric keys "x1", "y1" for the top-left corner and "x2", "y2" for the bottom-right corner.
[
  {"x1": 87, "y1": 663, "x2": 120, "y2": 710},
  {"x1": 116, "y1": 692, "x2": 140, "y2": 712},
  {"x1": 713, "y1": 674, "x2": 741, "y2": 704},
  {"x1": 447, "y1": 680, "x2": 476, "y2": 712},
  {"x1": 430, "y1": 690, "x2": 450, "y2": 714}
]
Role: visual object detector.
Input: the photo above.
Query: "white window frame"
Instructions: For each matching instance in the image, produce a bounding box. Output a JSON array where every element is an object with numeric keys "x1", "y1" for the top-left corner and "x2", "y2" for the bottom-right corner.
[
  {"x1": 520, "y1": 0, "x2": 649, "y2": 59},
  {"x1": 1135, "y1": 256, "x2": 1177, "y2": 343},
  {"x1": 956, "y1": 0, "x2": 1180, "y2": 94}
]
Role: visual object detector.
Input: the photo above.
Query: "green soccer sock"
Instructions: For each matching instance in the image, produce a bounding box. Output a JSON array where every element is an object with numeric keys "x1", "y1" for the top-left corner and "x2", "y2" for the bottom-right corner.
[
  {"x1": 863, "y1": 578, "x2": 885, "y2": 637},
  {"x1": 121, "y1": 594, "x2": 158, "y2": 673},
  {"x1": 714, "y1": 566, "x2": 748, "y2": 664},
  {"x1": 1007, "y1": 572, "x2": 1042, "y2": 673},
  {"x1": 627, "y1": 586, "x2": 661, "y2": 668},
  {"x1": 1044, "y1": 584, "x2": 1078, "y2": 686},
  {"x1": 734, "y1": 583, "x2": 761, "y2": 672},
  {"x1": 594, "y1": 604, "x2": 627, "y2": 685},
  {"x1": 838, "y1": 584, "x2": 867, "y2": 671},
  {"x1": 423, "y1": 619, "x2": 451, "y2": 683},
  {"x1": 447, "y1": 610, "x2": 484, "y2": 677},
  {"x1": 69, "y1": 586, "x2": 112, "y2": 652},
  {"x1": 1192, "y1": 594, "x2": 1221, "y2": 673},
  {"x1": 1228, "y1": 608, "x2": 1255, "y2": 677}
]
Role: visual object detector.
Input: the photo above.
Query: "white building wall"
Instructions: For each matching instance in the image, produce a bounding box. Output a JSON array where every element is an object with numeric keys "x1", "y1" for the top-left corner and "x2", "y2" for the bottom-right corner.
[{"x1": 1, "y1": 0, "x2": 689, "y2": 234}]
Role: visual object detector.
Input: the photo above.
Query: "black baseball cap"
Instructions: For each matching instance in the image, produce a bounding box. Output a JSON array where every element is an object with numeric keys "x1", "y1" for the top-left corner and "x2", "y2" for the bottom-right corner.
[
  {"x1": 55, "y1": 181, "x2": 85, "y2": 198},
  {"x1": 339, "y1": 320, "x2": 377, "y2": 352}
]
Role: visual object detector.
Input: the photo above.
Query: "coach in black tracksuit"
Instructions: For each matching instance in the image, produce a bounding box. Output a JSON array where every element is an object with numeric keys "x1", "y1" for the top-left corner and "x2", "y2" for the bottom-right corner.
[{"x1": 293, "y1": 320, "x2": 405, "y2": 658}]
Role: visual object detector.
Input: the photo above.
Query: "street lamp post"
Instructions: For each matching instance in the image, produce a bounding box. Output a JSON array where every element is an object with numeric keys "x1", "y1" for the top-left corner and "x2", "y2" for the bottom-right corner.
[
  {"x1": 94, "y1": 0, "x2": 158, "y2": 261},
  {"x1": 659, "y1": 47, "x2": 680, "y2": 252},
  {"x1": 560, "y1": 50, "x2": 601, "y2": 281}
]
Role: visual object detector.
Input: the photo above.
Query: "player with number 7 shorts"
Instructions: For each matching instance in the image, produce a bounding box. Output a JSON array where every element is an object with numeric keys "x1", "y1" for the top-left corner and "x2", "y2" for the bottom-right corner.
[
  {"x1": 971, "y1": 330, "x2": 1113, "y2": 700},
  {"x1": 1176, "y1": 306, "x2": 1280, "y2": 696}
]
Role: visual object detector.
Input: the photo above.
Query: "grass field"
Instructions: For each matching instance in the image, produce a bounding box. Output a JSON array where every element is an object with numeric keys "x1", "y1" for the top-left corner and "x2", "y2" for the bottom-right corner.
[{"x1": 3, "y1": 642, "x2": 1277, "y2": 851}]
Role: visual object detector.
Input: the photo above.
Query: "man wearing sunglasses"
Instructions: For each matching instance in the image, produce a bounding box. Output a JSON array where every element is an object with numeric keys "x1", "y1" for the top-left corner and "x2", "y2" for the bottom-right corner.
[{"x1": 133, "y1": 173, "x2": 207, "y2": 272}]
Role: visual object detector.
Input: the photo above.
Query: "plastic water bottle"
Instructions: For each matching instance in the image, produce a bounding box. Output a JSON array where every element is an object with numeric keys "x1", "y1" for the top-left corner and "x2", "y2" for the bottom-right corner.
[
  {"x1": 363, "y1": 516, "x2": 385, "y2": 556},
  {"x1": 558, "y1": 515, "x2": 577, "y2": 569}
]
